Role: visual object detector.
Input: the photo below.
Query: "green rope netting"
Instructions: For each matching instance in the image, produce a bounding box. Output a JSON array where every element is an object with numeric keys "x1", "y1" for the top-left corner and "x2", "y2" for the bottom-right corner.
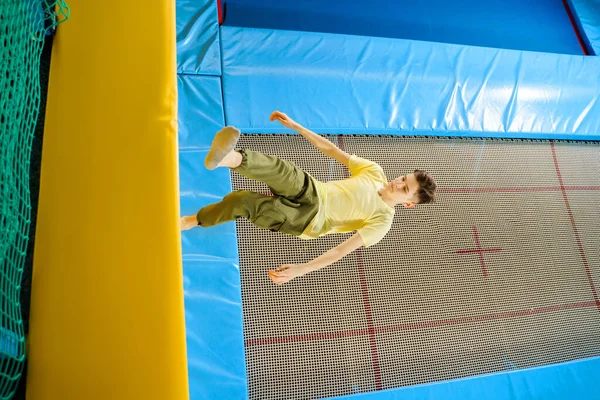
[{"x1": 0, "y1": 1, "x2": 68, "y2": 398}]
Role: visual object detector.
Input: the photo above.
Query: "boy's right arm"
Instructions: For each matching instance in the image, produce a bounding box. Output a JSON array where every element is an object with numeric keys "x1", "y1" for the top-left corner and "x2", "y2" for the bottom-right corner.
[{"x1": 270, "y1": 111, "x2": 351, "y2": 167}]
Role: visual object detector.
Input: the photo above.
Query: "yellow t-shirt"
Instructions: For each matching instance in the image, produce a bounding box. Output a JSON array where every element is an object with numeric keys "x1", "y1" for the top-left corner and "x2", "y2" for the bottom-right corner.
[{"x1": 300, "y1": 155, "x2": 395, "y2": 247}]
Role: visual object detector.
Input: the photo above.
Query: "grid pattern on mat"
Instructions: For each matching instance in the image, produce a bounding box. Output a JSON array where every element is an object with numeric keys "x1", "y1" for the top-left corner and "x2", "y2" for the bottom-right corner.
[{"x1": 231, "y1": 135, "x2": 600, "y2": 400}]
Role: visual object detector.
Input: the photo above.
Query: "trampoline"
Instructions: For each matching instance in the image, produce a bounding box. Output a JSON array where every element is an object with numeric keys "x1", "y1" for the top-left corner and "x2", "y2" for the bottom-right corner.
[
  {"x1": 178, "y1": 1, "x2": 600, "y2": 399},
  {"x1": 233, "y1": 135, "x2": 600, "y2": 399}
]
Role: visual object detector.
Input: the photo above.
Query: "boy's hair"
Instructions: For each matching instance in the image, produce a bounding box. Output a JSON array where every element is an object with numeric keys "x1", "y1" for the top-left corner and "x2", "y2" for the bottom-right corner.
[{"x1": 413, "y1": 170, "x2": 437, "y2": 204}]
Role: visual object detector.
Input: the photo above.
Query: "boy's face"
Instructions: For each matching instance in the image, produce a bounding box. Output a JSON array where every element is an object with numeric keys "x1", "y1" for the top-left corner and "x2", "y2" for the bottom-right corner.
[{"x1": 383, "y1": 173, "x2": 419, "y2": 208}]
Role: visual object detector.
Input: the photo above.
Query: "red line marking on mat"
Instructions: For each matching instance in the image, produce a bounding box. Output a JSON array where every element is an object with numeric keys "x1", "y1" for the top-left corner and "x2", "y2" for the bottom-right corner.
[
  {"x1": 438, "y1": 186, "x2": 600, "y2": 194},
  {"x1": 245, "y1": 301, "x2": 597, "y2": 346},
  {"x1": 263, "y1": 187, "x2": 600, "y2": 197},
  {"x1": 456, "y1": 248, "x2": 502, "y2": 255},
  {"x1": 550, "y1": 141, "x2": 600, "y2": 311},
  {"x1": 356, "y1": 249, "x2": 383, "y2": 390},
  {"x1": 252, "y1": 187, "x2": 600, "y2": 198},
  {"x1": 245, "y1": 329, "x2": 369, "y2": 346},
  {"x1": 561, "y1": 0, "x2": 590, "y2": 55},
  {"x1": 338, "y1": 135, "x2": 382, "y2": 391},
  {"x1": 375, "y1": 301, "x2": 597, "y2": 334},
  {"x1": 455, "y1": 226, "x2": 501, "y2": 278},
  {"x1": 564, "y1": 186, "x2": 600, "y2": 190}
]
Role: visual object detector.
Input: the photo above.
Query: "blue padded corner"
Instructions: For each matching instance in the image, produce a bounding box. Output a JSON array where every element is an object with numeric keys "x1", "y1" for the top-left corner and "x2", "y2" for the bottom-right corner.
[
  {"x1": 221, "y1": 27, "x2": 600, "y2": 141},
  {"x1": 177, "y1": 0, "x2": 221, "y2": 75},
  {"x1": 568, "y1": 0, "x2": 600, "y2": 55}
]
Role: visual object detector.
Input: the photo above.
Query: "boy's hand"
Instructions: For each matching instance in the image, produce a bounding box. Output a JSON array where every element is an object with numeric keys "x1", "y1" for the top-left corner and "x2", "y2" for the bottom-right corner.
[
  {"x1": 270, "y1": 111, "x2": 301, "y2": 130},
  {"x1": 268, "y1": 264, "x2": 310, "y2": 285}
]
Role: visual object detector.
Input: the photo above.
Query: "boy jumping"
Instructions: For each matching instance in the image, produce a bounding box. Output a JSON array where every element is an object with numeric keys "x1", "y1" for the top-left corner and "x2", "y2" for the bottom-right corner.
[{"x1": 181, "y1": 111, "x2": 436, "y2": 285}]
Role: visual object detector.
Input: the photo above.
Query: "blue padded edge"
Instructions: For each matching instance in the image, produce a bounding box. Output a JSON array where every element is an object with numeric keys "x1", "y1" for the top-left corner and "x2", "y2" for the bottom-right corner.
[
  {"x1": 178, "y1": 75, "x2": 248, "y2": 400},
  {"x1": 178, "y1": 75, "x2": 225, "y2": 149},
  {"x1": 221, "y1": 27, "x2": 600, "y2": 141},
  {"x1": 327, "y1": 356, "x2": 600, "y2": 400},
  {"x1": 568, "y1": 0, "x2": 600, "y2": 55},
  {"x1": 222, "y1": 0, "x2": 583, "y2": 55},
  {"x1": 176, "y1": 0, "x2": 221, "y2": 75}
]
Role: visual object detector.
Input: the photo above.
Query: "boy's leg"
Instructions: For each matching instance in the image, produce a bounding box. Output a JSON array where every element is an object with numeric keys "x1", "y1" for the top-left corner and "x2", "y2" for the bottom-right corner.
[
  {"x1": 197, "y1": 190, "x2": 286, "y2": 232},
  {"x1": 204, "y1": 126, "x2": 313, "y2": 201},
  {"x1": 233, "y1": 149, "x2": 309, "y2": 200},
  {"x1": 196, "y1": 190, "x2": 316, "y2": 235}
]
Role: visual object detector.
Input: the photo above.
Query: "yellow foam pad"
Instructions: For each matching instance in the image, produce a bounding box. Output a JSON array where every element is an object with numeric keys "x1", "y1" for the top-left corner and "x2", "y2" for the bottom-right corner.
[{"x1": 27, "y1": 1, "x2": 188, "y2": 398}]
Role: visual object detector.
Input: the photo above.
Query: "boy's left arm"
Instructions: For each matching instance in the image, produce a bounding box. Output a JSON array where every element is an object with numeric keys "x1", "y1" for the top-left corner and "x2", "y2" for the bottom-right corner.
[{"x1": 268, "y1": 233, "x2": 364, "y2": 285}]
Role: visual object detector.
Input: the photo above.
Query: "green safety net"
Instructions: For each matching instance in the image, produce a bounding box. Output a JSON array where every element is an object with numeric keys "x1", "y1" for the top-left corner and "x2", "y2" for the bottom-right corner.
[{"x1": 0, "y1": 1, "x2": 68, "y2": 398}]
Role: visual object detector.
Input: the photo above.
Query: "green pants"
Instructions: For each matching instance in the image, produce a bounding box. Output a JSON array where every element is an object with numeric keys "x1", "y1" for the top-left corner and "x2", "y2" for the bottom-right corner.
[{"x1": 196, "y1": 150, "x2": 319, "y2": 236}]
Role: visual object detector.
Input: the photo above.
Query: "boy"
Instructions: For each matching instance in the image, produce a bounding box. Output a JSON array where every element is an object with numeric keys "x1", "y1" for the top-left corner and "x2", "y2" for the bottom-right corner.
[{"x1": 181, "y1": 111, "x2": 436, "y2": 285}]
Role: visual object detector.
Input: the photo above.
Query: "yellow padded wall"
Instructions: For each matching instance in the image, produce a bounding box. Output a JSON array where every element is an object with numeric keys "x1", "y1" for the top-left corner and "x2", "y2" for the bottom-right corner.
[{"x1": 27, "y1": 0, "x2": 188, "y2": 398}]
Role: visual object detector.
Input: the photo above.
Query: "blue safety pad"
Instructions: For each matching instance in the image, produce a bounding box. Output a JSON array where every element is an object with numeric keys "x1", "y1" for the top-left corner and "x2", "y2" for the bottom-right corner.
[
  {"x1": 568, "y1": 0, "x2": 600, "y2": 55},
  {"x1": 329, "y1": 356, "x2": 600, "y2": 400},
  {"x1": 176, "y1": 0, "x2": 221, "y2": 75},
  {"x1": 223, "y1": 0, "x2": 583, "y2": 55},
  {"x1": 178, "y1": 75, "x2": 225, "y2": 149},
  {"x1": 221, "y1": 27, "x2": 600, "y2": 141},
  {"x1": 178, "y1": 76, "x2": 248, "y2": 399}
]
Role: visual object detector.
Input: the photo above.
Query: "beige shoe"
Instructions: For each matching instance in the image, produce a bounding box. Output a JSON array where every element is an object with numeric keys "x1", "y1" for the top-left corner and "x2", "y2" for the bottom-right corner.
[{"x1": 204, "y1": 126, "x2": 241, "y2": 170}]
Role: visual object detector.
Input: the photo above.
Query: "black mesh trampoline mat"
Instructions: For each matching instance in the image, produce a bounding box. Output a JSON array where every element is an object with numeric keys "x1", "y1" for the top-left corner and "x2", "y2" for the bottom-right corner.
[{"x1": 231, "y1": 135, "x2": 600, "y2": 400}]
